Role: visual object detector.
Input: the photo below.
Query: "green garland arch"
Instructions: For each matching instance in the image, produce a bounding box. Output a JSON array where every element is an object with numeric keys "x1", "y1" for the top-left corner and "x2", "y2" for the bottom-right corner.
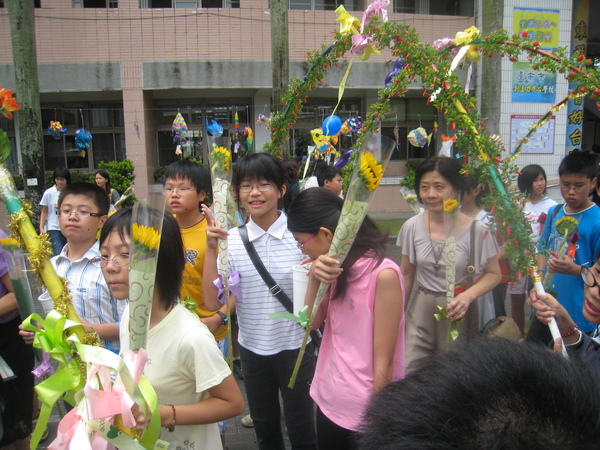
[{"x1": 263, "y1": 16, "x2": 600, "y2": 281}]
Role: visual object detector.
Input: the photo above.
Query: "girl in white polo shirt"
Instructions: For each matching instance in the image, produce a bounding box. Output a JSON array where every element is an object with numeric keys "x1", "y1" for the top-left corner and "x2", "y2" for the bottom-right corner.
[{"x1": 203, "y1": 153, "x2": 317, "y2": 449}]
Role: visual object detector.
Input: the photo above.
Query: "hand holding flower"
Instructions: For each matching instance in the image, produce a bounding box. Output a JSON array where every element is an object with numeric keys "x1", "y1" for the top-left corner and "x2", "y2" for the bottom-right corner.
[
  {"x1": 202, "y1": 205, "x2": 229, "y2": 251},
  {"x1": 310, "y1": 255, "x2": 343, "y2": 285},
  {"x1": 548, "y1": 254, "x2": 580, "y2": 277},
  {"x1": 445, "y1": 291, "x2": 472, "y2": 321}
]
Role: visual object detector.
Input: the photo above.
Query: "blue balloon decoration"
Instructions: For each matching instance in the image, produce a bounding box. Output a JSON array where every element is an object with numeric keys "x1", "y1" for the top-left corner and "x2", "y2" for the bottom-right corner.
[
  {"x1": 385, "y1": 57, "x2": 406, "y2": 87},
  {"x1": 322, "y1": 115, "x2": 342, "y2": 136}
]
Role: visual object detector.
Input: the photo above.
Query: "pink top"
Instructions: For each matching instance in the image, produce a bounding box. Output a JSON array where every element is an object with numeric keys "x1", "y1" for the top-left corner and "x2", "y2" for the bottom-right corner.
[{"x1": 310, "y1": 256, "x2": 405, "y2": 431}]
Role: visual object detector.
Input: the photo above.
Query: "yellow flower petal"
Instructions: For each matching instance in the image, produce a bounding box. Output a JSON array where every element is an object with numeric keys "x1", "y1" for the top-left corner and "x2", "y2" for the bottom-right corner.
[
  {"x1": 132, "y1": 223, "x2": 160, "y2": 251},
  {"x1": 336, "y1": 6, "x2": 361, "y2": 36},
  {"x1": 454, "y1": 26, "x2": 479, "y2": 46}
]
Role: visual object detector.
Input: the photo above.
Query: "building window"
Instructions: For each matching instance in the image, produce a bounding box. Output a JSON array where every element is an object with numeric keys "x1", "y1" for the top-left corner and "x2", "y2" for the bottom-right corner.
[
  {"x1": 73, "y1": 0, "x2": 118, "y2": 7},
  {"x1": 154, "y1": 100, "x2": 251, "y2": 168},
  {"x1": 393, "y1": 0, "x2": 415, "y2": 14},
  {"x1": 41, "y1": 104, "x2": 125, "y2": 170},
  {"x1": 0, "y1": 0, "x2": 42, "y2": 7},
  {"x1": 288, "y1": 0, "x2": 363, "y2": 10},
  {"x1": 394, "y1": 0, "x2": 473, "y2": 16},
  {"x1": 141, "y1": 0, "x2": 239, "y2": 7}
]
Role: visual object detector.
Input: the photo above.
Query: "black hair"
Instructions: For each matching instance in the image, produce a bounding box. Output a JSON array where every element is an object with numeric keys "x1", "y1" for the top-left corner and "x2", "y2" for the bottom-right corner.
[
  {"x1": 99, "y1": 208, "x2": 184, "y2": 311},
  {"x1": 163, "y1": 159, "x2": 213, "y2": 206},
  {"x1": 233, "y1": 153, "x2": 286, "y2": 202},
  {"x1": 463, "y1": 167, "x2": 487, "y2": 208},
  {"x1": 287, "y1": 188, "x2": 388, "y2": 299},
  {"x1": 53, "y1": 166, "x2": 71, "y2": 184},
  {"x1": 58, "y1": 182, "x2": 110, "y2": 215},
  {"x1": 317, "y1": 166, "x2": 342, "y2": 187},
  {"x1": 95, "y1": 169, "x2": 112, "y2": 194},
  {"x1": 558, "y1": 150, "x2": 599, "y2": 180},
  {"x1": 311, "y1": 159, "x2": 328, "y2": 177},
  {"x1": 282, "y1": 158, "x2": 300, "y2": 185},
  {"x1": 517, "y1": 164, "x2": 548, "y2": 197},
  {"x1": 359, "y1": 337, "x2": 600, "y2": 449},
  {"x1": 414, "y1": 156, "x2": 465, "y2": 204}
]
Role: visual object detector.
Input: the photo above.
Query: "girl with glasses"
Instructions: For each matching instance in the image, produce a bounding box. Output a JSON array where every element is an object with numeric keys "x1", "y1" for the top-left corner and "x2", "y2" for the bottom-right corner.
[
  {"x1": 287, "y1": 188, "x2": 404, "y2": 450},
  {"x1": 203, "y1": 153, "x2": 318, "y2": 449},
  {"x1": 99, "y1": 208, "x2": 244, "y2": 448}
]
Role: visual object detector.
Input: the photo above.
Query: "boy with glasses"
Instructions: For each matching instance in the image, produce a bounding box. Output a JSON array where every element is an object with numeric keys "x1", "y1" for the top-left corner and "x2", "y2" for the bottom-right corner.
[
  {"x1": 39, "y1": 182, "x2": 125, "y2": 351},
  {"x1": 532, "y1": 151, "x2": 600, "y2": 344}
]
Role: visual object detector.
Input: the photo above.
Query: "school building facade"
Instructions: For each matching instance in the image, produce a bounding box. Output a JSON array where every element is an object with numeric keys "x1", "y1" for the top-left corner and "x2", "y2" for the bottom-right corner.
[{"x1": 0, "y1": 0, "x2": 596, "y2": 214}]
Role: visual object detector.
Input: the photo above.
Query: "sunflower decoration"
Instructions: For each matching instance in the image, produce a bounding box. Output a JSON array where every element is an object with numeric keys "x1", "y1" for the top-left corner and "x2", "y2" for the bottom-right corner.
[
  {"x1": 0, "y1": 237, "x2": 20, "y2": 251},
  {"x1": 542, "y1": 216, "x2": 579, "y2": 291},
  {"x1": 443, "y1": 198, "x2": 459, "y2": 214},
  {"x1": 405, "y1": 194, "x2": 417, "y2": 204},
  {"x1": 358, "y1": 152, "x2": 383, "y2": 192},
  {"x1": 209, "y1": 146, "x2": 231, "y2": 179},
  {"x1": 555, "y1": 216, "x2": 578, "y2": 237},
  {"x1": 131, "y1": 223, "x2": 160, "y2": 256}
]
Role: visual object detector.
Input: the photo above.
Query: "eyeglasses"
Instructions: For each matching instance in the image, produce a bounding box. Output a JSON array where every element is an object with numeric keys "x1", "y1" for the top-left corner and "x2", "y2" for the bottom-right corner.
[
  {"x1": 56, "y1": 209, "x2": 103, "y2": 218},
  {"x1": 582, "y1": 265, "x2": 600, "y2": 290},
  {"x1": 164, "y1": 187, "x2": 196, "y2": 195},
  {"x1": 239, "y1": 183, "x2": 273, "y2": 193},
  {"x1": 560, "y1": 183, "x2": 589, "y2": 193},
  {"x1": 296, "y1": 233, "x2": 316, "y2": 251},
  {"x1": 91, "y1": 254, "x2": 130, "y2": 268}
]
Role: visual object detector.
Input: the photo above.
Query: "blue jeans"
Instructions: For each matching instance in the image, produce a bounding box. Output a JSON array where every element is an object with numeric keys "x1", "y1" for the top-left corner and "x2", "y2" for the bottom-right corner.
[
  {"x1": 48, "y1": 230, "x2": 67, "y2": 256},
  {"x1": 240, "y1": 343, "x2": 317, "y2": 450}
]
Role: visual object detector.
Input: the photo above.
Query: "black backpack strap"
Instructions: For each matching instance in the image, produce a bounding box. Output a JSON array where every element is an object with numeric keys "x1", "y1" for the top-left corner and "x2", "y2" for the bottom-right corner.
[{"x1": 238, "y1": 225, "x2": 321, "y2": 347}]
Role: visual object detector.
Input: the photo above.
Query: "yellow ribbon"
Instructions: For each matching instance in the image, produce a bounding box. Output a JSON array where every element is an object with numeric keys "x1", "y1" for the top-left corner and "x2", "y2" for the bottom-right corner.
[
  {"x1": 452, "y1": 98, "x2": 489, "y2": 163},
  {"x1": 454, "y1": 26, "x2": 479, "y2": 46},
  {"x1": 335, "y1": 6, "x2": 360, "y2": 36}
]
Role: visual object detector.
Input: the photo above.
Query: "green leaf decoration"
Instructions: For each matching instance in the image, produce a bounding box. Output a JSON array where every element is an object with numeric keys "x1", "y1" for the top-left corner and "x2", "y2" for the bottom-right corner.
[{"x1": 0, "y1": 129, "x2": 11, "y2": 164}]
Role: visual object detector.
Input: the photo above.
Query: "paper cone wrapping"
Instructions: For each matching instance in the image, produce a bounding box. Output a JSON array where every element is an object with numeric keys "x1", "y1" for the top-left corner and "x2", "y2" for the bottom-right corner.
[{"x1": 128, "y1": 202, "x2": 164, "y2": 352}]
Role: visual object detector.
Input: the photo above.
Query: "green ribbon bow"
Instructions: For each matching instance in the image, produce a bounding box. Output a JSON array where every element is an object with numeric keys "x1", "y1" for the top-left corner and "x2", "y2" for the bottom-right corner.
[
  {"x1": 434, "y1": 305, "x2": 463, "y2": 342},
  {"x1": 22, "y1": 310, "x2": 86, "y2": 448},
  {"x1": 269, "y1": 305, "x2": 311, "y2": 328}
]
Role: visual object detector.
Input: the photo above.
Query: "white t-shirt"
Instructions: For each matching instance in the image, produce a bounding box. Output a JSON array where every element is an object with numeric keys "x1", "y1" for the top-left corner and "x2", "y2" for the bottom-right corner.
[
  {"x1": 39, "y1": 185, "x2": 61, "y2": 231},
  {"x1": 120, "y1": 304, "x2": 231, "y2": 450},
  {"x1": 226, "y1": 212, "x2": 307, "y2": 355},
  {"x1": 523, "y1": 197, "x2": 558, "y2": 243}
]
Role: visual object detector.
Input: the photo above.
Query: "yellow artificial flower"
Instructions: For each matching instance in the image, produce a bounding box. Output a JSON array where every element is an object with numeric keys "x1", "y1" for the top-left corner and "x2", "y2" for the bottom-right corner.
[
  {"x1": 211, "y1": 146, "x2": 231, "y2": 173},
  {"x1": 443, "y1": 198, "x2": 459, "y2": 213},
  {"x1": 405, "y1": 194, "x2": 417, "y2": 204},
  {"x1": 454, "y1": 26, "x2": 479, "y2": 46},
  {"x1": 335, "y1": 6, "x2": 360, "y2": 36},
  {"x1": 359, "y1": 152, "x2": 383, "y2": 191},
  {"x1": 466, "y1": 45, "x2": 481, "y2": 62},
  {"x1": 0, "y1": 237, "x2": 20, "y2": 251},
  {"x1": 131, "y1": 223, "x2": 160, "y2": 251},
  {"x1": 555, "y1": 216, "x2": 578, "y2": 236}
]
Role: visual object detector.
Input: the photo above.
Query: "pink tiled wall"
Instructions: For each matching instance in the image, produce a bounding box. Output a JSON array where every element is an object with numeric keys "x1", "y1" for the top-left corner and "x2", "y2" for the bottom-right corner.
[{"x1": 0, "y1": 1, "x2": 473, "y2": 65}]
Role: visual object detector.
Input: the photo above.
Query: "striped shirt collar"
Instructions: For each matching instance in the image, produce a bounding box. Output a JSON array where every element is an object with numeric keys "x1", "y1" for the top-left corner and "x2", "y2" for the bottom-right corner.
[
  {"x1": 57, "y1": 240, "x2": 100, "y2": 262},
  {"x1": 246, "y1": 211, "x2": 287, "y2": 241}
]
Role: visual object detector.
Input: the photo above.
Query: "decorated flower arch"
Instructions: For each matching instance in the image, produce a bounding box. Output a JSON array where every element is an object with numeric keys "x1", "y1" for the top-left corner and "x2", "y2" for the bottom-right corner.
[{"x1": 263, "y1": 4, "x2": 600, "y2": 281}]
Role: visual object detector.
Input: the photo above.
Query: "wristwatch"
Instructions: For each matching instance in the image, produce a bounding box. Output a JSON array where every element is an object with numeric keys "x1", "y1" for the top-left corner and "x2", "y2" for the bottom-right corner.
[{"x1": 216, "y1": 311, "x2": 228, "y2": 326}]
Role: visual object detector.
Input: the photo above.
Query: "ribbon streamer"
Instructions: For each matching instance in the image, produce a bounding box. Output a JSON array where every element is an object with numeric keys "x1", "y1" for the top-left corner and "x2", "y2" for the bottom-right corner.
[{"x1": 213, "y1": 271, "x2": 242, "y2": 304}]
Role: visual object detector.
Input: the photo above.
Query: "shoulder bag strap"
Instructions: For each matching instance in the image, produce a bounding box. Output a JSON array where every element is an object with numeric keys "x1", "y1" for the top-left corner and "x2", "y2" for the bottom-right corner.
[
  {"x1": 238, "y1": 225, "x2": 294, "y2": 313},
  {"x1": 467, "y1": 220, "x2": 477, "y2": 280},
  {"x1": 238, "y1": 225, "x2": 321, "y2": 346}
]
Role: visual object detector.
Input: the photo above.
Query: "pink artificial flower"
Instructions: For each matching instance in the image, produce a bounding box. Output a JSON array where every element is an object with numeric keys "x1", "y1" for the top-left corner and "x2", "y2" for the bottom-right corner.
[
  {"x1": 433, "y1": 38, "x2": 454, "y2": 51},
  {"x1": 360, "y1": 0, "x2": 390, "y2": 33}
]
